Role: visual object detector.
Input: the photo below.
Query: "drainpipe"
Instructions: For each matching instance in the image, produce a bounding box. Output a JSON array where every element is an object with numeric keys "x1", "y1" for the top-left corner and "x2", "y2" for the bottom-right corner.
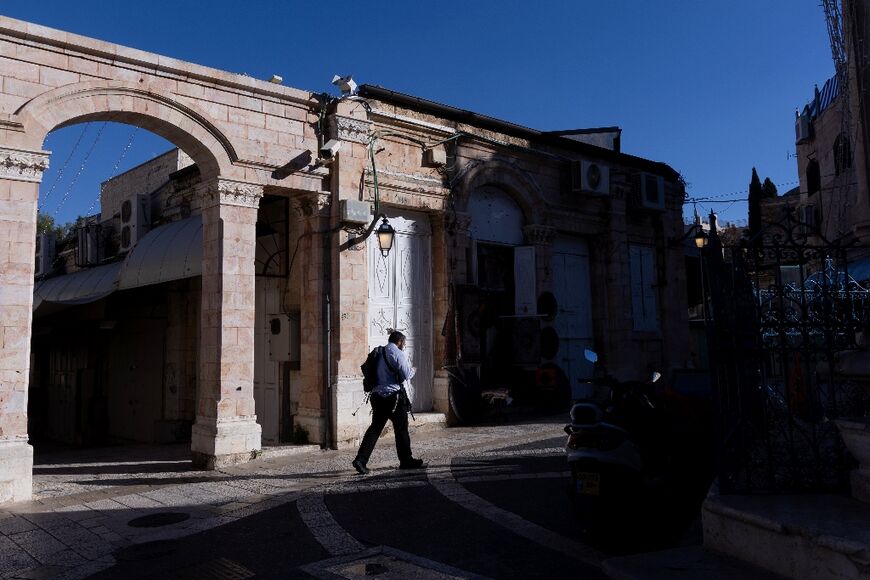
[{"x1": 324, "y1": 223, "x2": 334, "y2": 449}]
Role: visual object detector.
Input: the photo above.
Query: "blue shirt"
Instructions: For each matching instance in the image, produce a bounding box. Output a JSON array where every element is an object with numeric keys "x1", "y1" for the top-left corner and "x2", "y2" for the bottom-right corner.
[{"x1": 372, "y1": 342, "x2": 415, "y2": 398}]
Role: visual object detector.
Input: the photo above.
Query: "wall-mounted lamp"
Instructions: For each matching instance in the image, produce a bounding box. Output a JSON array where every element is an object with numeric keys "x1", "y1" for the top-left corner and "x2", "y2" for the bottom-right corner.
[
  {"x1": 670, "y1": 223, "x2": 708, "y2": 249},
  {"x1": 347, "y1": 213, "x2": 396, "y2": 258},
  {"x1": 375, "y1": 217, "x2": 395, "y2": 257}
]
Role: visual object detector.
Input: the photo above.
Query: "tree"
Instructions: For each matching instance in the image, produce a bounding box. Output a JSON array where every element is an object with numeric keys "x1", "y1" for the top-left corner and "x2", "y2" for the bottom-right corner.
[
  {"x1": 748, "y1": 168, "x2": 763, "y2": 240},
  {"x1": 762, "y1": 177, "x2": 778, "y2": 198}
]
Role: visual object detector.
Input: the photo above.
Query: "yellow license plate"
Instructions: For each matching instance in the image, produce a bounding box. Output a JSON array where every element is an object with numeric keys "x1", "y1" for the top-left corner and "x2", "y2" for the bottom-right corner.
[{"x1": 575, "y1": 471, "x2": 600, "y2": 496}]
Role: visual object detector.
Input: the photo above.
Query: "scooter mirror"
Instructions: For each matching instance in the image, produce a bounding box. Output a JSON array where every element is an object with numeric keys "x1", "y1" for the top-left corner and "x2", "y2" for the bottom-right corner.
[
  {"x1": 650, "y1": 371, "x2": 662, "y2": 383},
  {"x1": 584, "y1": 349, "x2": 598, "y2": 363}
]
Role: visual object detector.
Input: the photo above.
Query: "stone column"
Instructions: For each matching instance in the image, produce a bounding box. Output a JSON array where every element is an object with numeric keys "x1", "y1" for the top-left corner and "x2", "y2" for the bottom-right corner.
[
  {"x1": 523, "y1": 224, "x2": 556, "y2": 296},
  {"x1": 0, "y1": 147, "x2": 49, "y2": 504},
  {"x1": 291, "y1": 192, "x2": 331, "y2": 445},
  {"x1": 328, "y1": 105, "x2": 373, "y2": 447},
  {"x1": 191, "y1": 178, "x2": 264, "y2": 469}
]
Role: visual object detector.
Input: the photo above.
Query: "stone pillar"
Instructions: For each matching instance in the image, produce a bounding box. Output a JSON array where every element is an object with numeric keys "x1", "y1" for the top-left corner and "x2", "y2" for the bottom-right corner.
[
  {"x1": 0, "y1": 146, "x2": 49, "y2": 504},
  {"x1": 292, "y1": 192, "x2": 331, "y2": 445},
  {"x1": 430, "y1": 214, "x2": 450, "y2": 413},
  {"x1": 191, "y1": 178, "x2": 264, "y2": 469},
  {"x1": 523, "y1": 224, "x2": 556, "y2": 295},
  {"x1": 328, "y1": 104, "x2": 373, "y2": 447}
]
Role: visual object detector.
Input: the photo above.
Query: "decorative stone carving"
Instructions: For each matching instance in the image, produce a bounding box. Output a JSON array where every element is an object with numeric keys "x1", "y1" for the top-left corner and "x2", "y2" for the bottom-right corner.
[
  {"x1": 0, "y1": 148, "x2": 50, "y2": 183},
  {"x1": 523, "y1": 224, "x2": 555, "y2": 246},
  {"x1": 329, "y1": 114, "x2": 372, "y2": 145},
  {"x1": 202, "y1": 179, "x2": 264, "y2": 208},
  {"x1": 291, "y1": 192, "x2": 332, "y2": 217}
]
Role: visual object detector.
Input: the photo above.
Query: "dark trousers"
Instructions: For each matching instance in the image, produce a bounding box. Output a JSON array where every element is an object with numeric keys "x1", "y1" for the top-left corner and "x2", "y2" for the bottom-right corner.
[{"x1": 355, "y1": 392, "x2": 412, "y2": 465}]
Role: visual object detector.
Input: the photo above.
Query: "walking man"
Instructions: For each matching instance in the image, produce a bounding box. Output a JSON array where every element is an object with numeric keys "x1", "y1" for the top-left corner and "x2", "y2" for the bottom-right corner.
[{"x1": 352, "y1": 331, "x2": 425, "y2": 474}]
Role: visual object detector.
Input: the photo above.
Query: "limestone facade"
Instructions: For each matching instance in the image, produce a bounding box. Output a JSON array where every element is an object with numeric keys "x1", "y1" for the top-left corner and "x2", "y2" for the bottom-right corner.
[{"x1": 0, "y1": 15, "x2": 689, "y2": 505}]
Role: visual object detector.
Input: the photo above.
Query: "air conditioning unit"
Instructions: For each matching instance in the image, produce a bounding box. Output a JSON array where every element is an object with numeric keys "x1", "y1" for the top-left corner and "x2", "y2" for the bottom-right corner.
[
  {"x1": 795, "y1": 113, "x2": 813, "y2": 143},
  {"x1": 75, "y1": 223, "x2": 101, "y2": 267},
  {"x1": 119, "y1": 194, "x2": 150, "y2": 253},
  {"x1": 571, "y1": 160, "x2": 610, "y2": 194},
  {"x1": 640, "y1": 173, "x2": 665, "y2": 210},
  {"x1": 35, "y1": 232, "x2": 56, "y2": 278}
]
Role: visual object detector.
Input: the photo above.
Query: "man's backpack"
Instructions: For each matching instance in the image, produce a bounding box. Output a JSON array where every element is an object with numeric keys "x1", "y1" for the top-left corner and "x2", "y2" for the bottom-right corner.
[
  {"x1": 361, "y1": 346, "x2": 400, "y2": 393},
  {"x1": 361, "y1": 347, "x2": 384, "y2": 393}
]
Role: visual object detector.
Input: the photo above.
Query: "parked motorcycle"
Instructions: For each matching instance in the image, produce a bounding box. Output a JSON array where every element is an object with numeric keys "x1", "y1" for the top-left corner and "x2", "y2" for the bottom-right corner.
[{"x1": 564, "y1": 349, "x2": 665, "y2": 530}]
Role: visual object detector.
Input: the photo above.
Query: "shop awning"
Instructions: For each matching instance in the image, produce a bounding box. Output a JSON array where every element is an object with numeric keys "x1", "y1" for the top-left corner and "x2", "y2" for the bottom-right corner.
[
  {"x1": 33, "y1": 261, "x2": 122, "y2": 310},
  {"x1": 118, "y1": 215, "x2": 202, "y2": 290},
  {"x1": 33, "y1": 215, "x2": 203, "y2": 311}
]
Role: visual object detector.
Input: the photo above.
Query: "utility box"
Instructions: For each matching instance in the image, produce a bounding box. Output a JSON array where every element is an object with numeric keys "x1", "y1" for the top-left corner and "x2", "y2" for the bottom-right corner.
[
  {"x1": 424, "y1": 147, "x2": 447, "y2": 166},
  {"x1": 339, "y1": 199, "x2": 371, "y2": 226},
  {"x1": 268, "y1": 312, "x2": 301, "y2": 364}
]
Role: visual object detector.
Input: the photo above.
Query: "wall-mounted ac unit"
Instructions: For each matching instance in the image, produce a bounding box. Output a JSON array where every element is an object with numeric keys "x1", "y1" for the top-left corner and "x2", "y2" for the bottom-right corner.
[
  {"x1": 119, "y1": 194, "x2": 150, "y2": 253},
  {"x1": 795, "y1": 113, "x2": 813, "y2": 143},
  {"x1": 571, "y1": 160, "x2": 610, "y2": 194},
  {"x1": 35, "y1": 232, "x2": 56, "y2": 278},
  {"x1": 640, "y1": 173, "x2": 665, "y2": 210},
  {"x1": 75, "y1": 223, "x2": 102, "y2": 267}
]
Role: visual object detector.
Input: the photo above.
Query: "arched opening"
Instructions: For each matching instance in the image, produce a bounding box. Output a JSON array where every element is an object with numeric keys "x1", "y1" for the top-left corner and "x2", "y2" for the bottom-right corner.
[{"x1": 28, "y1": 119, "x2": 214, "y2": 456}]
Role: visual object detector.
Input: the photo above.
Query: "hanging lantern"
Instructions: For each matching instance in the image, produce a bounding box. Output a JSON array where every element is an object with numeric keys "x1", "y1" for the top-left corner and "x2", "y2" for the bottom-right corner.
[{"x1": 376, "y1": 217, "x2": 395, "y2": 257}]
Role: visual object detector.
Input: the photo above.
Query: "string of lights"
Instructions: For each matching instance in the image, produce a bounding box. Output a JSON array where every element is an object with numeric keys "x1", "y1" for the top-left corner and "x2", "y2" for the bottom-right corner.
[
  {"x1": 38, "y1": 123, "x2": 90, "y2": 211},
  {"x1": 53, "y1": 122, "x2": 107, "y2": 217}
]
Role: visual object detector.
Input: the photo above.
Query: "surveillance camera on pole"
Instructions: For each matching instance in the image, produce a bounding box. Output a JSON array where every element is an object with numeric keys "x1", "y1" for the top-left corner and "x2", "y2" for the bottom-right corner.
[{"x1": 331, "y1": 74, "x2": 357, "y2": 96}]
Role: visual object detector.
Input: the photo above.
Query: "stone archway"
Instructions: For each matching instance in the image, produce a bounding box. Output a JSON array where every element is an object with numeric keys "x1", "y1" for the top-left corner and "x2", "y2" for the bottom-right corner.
[{"x1": 0, "y1": 81, "x2": 266, "y2": 502}]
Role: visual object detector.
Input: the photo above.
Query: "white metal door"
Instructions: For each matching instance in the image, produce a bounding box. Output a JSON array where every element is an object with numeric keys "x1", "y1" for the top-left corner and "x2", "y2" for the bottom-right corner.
[
  {"x1": 254, "y1": 277, "x2": 281, "y2": 443},
  {"x1": 552, "y1": 239, "x2": 594, "y2": 398},
  {"x1": 368, "y1": 211, "x2": 433, "y2": 411}
]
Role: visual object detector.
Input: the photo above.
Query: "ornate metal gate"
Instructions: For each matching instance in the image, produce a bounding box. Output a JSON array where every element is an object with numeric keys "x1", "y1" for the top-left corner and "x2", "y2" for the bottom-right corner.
[{"x1": 704, "y1": 211, "x2": 870, "y2": 493}]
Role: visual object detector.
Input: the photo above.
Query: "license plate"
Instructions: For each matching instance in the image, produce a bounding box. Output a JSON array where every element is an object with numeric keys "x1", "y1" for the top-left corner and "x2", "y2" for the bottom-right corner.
[{"x1": 575, "y1": 471, "x2": 600, "y2": 496}]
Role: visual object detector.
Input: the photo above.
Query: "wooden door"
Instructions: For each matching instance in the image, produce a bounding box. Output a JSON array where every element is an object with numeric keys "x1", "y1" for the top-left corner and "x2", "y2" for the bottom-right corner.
[
  {"x1": 254, "y1": 277, "x2": 281, "y2": 444},
  {"x1": 368, "y1": 211, "x2": 433, "y2": 411},
  {"x1": 552, "y1": 240, "x2": 594, "y2": 398}
]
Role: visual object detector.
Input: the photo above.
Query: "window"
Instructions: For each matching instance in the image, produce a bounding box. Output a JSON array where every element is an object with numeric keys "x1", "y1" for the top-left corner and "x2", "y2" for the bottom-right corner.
[
  {"x1": 834, "y1": 133, "x2": 852, "y2": 176},
  {"x1": 806, "y1": 159, "x2": 821, "y2": 195},
  {"x1": 629, "y1": 245, "x2": 658, "y2": 331}
]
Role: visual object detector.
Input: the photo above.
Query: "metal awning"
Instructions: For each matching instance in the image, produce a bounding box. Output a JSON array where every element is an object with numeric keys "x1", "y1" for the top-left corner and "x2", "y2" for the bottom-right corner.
[
  {"x1": 849, "y1": 256, "x2": 870, "y2": 283},
  {"x1": 33, "y1": 215, "x2": 203, "y2": 311},
  {"x1": 118, "y1": 215, "x2": 202, "y2": 290},
  {"x1": 33, "y1": 261, "x2": 122, "y2": 310}
]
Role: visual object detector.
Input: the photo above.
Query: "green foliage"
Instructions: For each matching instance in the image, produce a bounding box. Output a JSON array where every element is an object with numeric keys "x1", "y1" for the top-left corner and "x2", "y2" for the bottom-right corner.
[
  {"x1": 761, "y1": 177, "x2": 778, "y2": 198},
  {"x1": 35, "y1": 212, "x2": 86, "y2": 240}
]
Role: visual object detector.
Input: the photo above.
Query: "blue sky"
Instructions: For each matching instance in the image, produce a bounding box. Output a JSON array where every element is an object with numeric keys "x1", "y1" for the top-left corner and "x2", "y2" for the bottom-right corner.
[{"x1": 4, "y1": 1, "x2": 834, "y2": 225}]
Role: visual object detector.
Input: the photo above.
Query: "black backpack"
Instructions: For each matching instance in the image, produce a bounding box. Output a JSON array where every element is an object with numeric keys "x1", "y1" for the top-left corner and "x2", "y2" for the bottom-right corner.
[
  {"x1": 361, "y1": 347, "x2": 384, "y2": 392},
  {"x1": 361, "y1": 346, "x2": 399, "y2": 392}
]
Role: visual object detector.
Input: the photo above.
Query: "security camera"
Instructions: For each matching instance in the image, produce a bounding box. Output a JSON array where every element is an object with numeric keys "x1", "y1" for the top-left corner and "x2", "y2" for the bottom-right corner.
[
  {"x1": 331, "y1": 74, "x2": 357, "y2": 95},
  {"x1": 319, "y1": 139, "x2": 342, "y2": 160}
]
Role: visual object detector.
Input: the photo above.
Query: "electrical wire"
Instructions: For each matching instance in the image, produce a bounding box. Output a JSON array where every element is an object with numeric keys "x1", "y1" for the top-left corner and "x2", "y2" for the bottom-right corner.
[
  {"x1": 39, "y1": 123, "x2": 90, "y2": 211},
  {"x1": 53, "y1": 122, "x2": 107, "y2": 217},
  {"x1": 84, "y1": 126, "x2": 140, "y2": 217}
]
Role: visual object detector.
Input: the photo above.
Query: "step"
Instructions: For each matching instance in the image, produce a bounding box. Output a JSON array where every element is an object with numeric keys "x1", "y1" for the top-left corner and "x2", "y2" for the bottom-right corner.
[
  {"x1": 603, "y1": 545, "x2": 785, "y2": 580},
  {"x1": 383, "y1": 412, "x2": 447, "y2": 435},
  {"x1": 702, "y1": 490, "x2": 870, "y2": 580}
]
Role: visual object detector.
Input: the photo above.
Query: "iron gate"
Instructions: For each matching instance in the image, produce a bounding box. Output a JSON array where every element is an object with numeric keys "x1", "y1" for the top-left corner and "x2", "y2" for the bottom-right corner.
[{"x1": 704, "y1": 210, "x2": 870, "y2": 493}]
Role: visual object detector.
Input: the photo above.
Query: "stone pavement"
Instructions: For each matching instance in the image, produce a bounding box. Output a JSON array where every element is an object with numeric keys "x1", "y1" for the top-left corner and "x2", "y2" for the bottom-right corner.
[{"x1": 1, "y1": 417, "x2": 592, "y2": 579}]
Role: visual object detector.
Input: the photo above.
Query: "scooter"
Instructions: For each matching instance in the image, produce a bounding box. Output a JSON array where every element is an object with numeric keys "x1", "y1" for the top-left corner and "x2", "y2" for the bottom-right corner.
[{"x1": 564, "y1": 349, "x2": 663, "y2": 526}]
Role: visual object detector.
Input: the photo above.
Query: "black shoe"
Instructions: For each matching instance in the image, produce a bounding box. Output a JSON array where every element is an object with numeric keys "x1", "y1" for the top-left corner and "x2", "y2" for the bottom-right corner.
[
  {"x1": 399, "y1": 458, "x2": 426, "y2": 470},
  {"x1": 352, "y1": 459, "x2": 369, "y2": 475}
]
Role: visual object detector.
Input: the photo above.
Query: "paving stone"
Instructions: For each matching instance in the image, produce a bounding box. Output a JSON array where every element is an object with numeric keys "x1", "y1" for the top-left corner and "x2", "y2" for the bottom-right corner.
[
  {"x1": 0, "y1": 536, "x2": 39, "y2": 576},
  {"x1": 7, "y1": 564, "x2": 70, "y2": 580},
  {"x1": 0, "y1": 514, "x2": 38, "y2": 535},
  {"x1": 8, "y1": 529, "x2": 68, "y2": 562}
]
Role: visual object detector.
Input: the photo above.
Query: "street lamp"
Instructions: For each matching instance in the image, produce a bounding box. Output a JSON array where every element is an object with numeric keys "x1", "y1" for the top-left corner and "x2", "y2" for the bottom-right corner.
[
  {"x1": 375, "y1": 216, "x2": 395, "y2": 257},
  {"x1": 347, "y1": 213, "x2": 396, "y2": 258},
  {"x1": 669, "y1": 223, "x2": 709, "y2": 249}
]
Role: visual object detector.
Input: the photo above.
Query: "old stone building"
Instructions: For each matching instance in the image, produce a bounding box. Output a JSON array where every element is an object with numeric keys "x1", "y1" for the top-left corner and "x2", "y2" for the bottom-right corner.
[{"x1": 0, "y1": 15, "x2": 689, "y2": 505}]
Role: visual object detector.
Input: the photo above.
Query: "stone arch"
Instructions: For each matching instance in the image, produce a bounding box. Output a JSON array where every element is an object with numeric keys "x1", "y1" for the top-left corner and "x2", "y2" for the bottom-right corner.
[
  {"x1": 452, "y1": 158, "x2": 547, "y2": 225},
  {"x1": 14, "y1": 80, "x2": 240, "y2": 180}
]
